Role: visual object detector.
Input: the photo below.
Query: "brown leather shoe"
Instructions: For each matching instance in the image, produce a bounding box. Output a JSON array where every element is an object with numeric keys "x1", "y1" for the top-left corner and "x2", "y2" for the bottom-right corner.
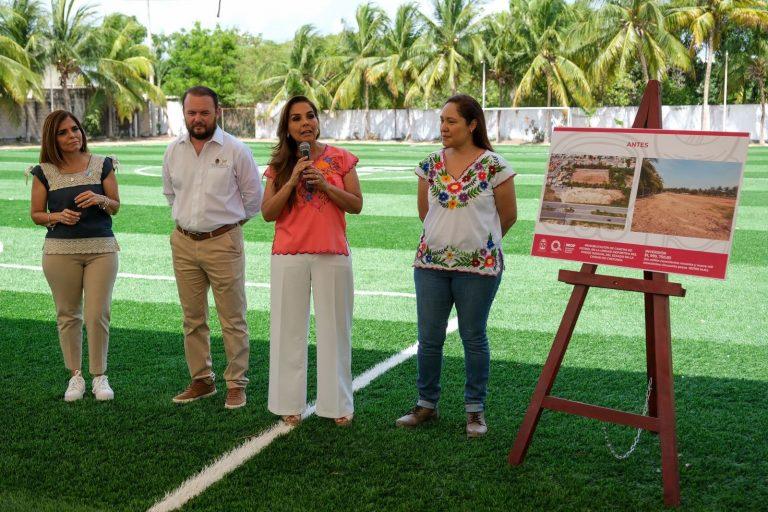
[
  {"x1": 334, "y1": 414, "x2": 354, "y2": 427},
  {"x1": 224, "y1": 387, "x2": 246, "y2": 409},
  {"x1": 395, "y1": 405, "x2": 438, "y2": 427},
  {"x1": 172, "y1": 378, "x2": 216, "y2": 404}
]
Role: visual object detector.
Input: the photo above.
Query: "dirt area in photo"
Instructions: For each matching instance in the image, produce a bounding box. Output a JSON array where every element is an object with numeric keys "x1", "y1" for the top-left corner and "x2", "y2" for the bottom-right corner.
[{"x1": 631, "y1": 193, "x2": 736, "y2": 240}]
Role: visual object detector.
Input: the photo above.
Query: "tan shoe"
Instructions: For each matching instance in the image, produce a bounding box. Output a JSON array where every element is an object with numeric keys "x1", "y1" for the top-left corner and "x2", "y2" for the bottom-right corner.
[
  {"x1": 172, "y1": 378, "x2": 216, "y2": 404},
  {"x1": 224, "y1": 387, "x2": 246, "y2": 409},
  {"x1": 395, "y1": 406, "x2": 438, "y2": 427},
  {"x1": 466, "y1": 411, "x2": 487, "y2": 438},
  {"x1": 282, "y1": 415, "x2": 301, "y2": 426},
  {"x1": 334, "y1": 414, "x2": 354, "y2": 427}
]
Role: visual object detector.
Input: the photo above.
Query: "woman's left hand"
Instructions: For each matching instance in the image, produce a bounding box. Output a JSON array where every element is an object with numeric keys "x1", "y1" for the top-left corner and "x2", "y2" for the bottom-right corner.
[
  {"x1": 74, "y1": 190, "x2": 106, "y2": 209},
  {"x1": 303, "y1": 167, "x2": 330, "y2": 193}
]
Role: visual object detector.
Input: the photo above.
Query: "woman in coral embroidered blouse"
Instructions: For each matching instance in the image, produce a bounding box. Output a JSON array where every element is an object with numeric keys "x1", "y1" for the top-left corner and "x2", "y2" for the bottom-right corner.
[
  {"x1": 395, "y1": 94, "x2": 518, "y2": 437},
  {"x1": 261, "y1": 96, "x2": 363, "y2": 427}
]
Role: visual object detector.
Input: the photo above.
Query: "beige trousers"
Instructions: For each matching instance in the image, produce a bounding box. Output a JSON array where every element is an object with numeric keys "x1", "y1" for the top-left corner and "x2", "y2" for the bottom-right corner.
[
  {"x1": 170, "y1": 226, "x2": 249, "y2": 389},
  {"x1": 42, "y1": 251, "x2": 118, "y2": 375},
  {"x1": 268, "y1": 253, "x2": 354, "y2": 418}
]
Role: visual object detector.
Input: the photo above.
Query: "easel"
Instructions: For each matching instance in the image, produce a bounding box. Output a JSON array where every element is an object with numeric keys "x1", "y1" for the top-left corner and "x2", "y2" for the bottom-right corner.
[{"x1": 508, "y1": 81, "x2": 686, "y2": 508}]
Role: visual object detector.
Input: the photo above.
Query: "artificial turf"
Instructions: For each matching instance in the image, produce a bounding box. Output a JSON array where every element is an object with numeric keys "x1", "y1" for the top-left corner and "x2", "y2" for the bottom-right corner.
[{"x1": 0, "y1": 142, "x2": 765, "y2": 511}]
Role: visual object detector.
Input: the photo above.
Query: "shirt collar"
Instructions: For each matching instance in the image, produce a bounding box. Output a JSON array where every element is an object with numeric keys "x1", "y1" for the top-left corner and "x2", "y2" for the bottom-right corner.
[{"x1": 181, "y1": 126, "x2": 224, "y2": 146}]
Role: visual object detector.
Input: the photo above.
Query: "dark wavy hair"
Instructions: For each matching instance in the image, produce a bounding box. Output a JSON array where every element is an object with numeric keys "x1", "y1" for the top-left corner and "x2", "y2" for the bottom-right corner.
[
  {"x1": 268, "y1": 96, "x2": 321, "y2": 210},
  {"x1": 40, "y1": 110, "x2": 88, "y2": 166},
  {"x1": 444, "y1": 94, "x2": 493, "y2": 151}
]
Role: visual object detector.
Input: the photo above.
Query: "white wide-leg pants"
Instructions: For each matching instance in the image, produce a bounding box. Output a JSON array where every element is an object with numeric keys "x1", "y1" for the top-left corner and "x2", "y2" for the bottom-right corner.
[{"x1": 268, "y1": 253, "x2": 354, "y2": 418}]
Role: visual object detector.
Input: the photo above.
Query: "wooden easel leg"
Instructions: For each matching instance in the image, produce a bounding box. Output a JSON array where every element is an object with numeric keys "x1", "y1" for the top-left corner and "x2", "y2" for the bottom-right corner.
[
  {"x1": 652, "y1": 274, "x2": 681, "y2": 507},
  {"x1": 644, "y1": 272, "x2": 658, "y2": 419},
  {"x1": 509, "y1": 264, "x2": 597, "y2": 465}
]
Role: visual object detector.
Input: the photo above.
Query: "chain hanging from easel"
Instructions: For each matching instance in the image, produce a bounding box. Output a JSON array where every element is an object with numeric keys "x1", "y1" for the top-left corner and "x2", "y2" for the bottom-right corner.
[{"x1": 602, "y1": 378, "x2": 653, "y2": 460}]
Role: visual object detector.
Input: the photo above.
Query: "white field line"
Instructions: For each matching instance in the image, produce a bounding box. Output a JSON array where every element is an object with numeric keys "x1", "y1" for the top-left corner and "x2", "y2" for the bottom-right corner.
[
  {"x1": 0, "y1": 263, "x2": 415, "y2": 298},
  {"x1": 148, "y1": 316, "x2": 459, "y2": 512},
  {"x1": 134, "y1": 166, "x2": 162, "y2": 177}
]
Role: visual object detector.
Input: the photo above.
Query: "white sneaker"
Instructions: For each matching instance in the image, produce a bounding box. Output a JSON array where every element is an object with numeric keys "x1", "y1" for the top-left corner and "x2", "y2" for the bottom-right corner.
[
  {"x1": 92, "y1": 375, "x2": 114, "y2": 401},
  {"x1": 64, "y1": 370, "x2": 86, "y2": 402}
]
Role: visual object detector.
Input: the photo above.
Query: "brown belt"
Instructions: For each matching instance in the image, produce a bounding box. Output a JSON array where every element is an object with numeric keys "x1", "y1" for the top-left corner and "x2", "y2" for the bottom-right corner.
[{"x1": 176, "y1": 223, "x2": 239, "y2": 241}]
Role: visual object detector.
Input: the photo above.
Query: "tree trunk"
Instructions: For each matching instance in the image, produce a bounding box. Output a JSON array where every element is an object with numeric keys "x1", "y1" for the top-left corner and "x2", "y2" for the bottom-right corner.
[
  {"x1": 637, "y1": 31, "x2": 650, "y2": 83},
  {"x1": 24, "y1": 101, "x2": 37, "y2": 142},
  {"x1": 701, "y1": 33, "x2": 715, "y2": 130},
  {"x1": 60, "y1": 69, "x2": 71, "y2": 112},
  {"x1": 405, "y1": 108, "x2": 412, "y2": 141},
  {"x1": 364, "y1": 84, "x2": 370, "y2": 140},
  {"x1": 107, "y1": 104, "x2": 114, "y2": 138},
  {"x1": 760, "y1": 82, "x2": 766, "y2": 145},
  {"x1": 546, "y1": 81, "x2": 552, "y2": 143},
  {"x1": 496, "y1": 108, "x2": 501, "y2": 143},
  {"x1": 497, "y1": 77, "x2": 503, "y2": 107},
  {"x1": 393, "y1": 108, "x2": 397, "y2": 140}
]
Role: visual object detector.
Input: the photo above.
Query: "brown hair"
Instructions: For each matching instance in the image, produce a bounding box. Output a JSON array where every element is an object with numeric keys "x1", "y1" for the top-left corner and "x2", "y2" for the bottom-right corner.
[
  {"x1": 182, "y1": 85, "x2": 219, "y2": 109},
  {"x1": 268, "y1": 96, "x2": 321, "y2": 210},
  {"x1": 40, "y1": 110, "x2": 88, "y2": 166},
  {"x1": 444, "y1": 94, "x2": 493, "y2": 151}
]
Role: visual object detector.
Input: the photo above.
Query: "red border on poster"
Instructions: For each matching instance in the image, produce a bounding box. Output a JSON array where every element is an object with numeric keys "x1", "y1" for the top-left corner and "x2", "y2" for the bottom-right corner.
[
  {"x1": 554, "y1": 126, "x2": 750, "y2": 138},
  {"x1": 531, "y1": 234, "x2": 729, "y2": 279}
]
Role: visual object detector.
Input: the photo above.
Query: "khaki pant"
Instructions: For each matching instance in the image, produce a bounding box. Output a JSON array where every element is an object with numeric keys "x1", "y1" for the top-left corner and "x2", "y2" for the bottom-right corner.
[
  {"x1": 42, "y1": 251, "x2": 118, "y2": 375},
  {"x1": 268, "y1": 254, "x2": 354, "y2": 418},
  {"x1": 170, "y1": 226, "x2": 249, "y2": 389}
]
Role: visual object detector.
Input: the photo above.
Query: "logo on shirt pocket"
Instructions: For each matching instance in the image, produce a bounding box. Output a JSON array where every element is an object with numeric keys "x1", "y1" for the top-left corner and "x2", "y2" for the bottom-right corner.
[{"x1": 212, "y1": 158, "x2": 230, "y2": 168}]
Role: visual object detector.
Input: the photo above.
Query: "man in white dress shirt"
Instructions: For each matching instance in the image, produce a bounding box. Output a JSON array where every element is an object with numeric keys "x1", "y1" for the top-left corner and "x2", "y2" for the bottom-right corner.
[{"x1": 163, "y1": 86, "x2": 262, "y2": 409}]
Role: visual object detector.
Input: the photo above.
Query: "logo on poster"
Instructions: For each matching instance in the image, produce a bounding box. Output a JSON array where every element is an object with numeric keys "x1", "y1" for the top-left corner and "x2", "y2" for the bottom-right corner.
[
  {"x1": 626, "y1": 141, "x2": 649, "y2": 148},
  {"x1": 550, "y1": 240, "x2": 562, "y2": 252},
  {"x1": 538, "y1": 238, "x2": 547, "y2": 252}
]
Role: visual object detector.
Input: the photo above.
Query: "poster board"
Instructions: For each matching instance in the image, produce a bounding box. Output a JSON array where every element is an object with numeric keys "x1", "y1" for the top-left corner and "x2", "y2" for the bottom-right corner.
[{"x1": 531, "y1": 127, "x2": 749, "y2": 279}]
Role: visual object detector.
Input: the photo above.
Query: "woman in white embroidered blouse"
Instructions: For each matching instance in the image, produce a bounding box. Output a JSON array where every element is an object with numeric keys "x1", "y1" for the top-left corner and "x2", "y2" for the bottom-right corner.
[
  {"x1": 28, "y1": 110, "x2": 121, "y2": 403},
  {"x1": 396, "y1": 94, "x2": 517, "y2": 437}
]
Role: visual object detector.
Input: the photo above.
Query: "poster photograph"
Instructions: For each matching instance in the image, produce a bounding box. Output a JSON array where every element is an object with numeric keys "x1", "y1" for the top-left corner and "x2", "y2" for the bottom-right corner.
[{"x1": 532, "y1": 127, "x2": 750, "y2": 279}]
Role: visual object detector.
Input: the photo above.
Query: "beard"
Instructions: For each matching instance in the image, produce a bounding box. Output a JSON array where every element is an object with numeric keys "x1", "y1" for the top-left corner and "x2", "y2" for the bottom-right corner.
[{"x1": 186, "y1": 121, "x2": 217, "y2": 140}]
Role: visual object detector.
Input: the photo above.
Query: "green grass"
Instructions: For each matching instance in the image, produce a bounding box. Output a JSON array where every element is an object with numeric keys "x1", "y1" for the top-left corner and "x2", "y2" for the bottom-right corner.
[{"x1": 0, "y1": 143, "x2": 766, "y2": 511}]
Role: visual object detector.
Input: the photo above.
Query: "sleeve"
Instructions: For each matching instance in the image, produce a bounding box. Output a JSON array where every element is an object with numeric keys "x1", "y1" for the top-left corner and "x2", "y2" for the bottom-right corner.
[
  {"x1": 28, "y1": 165, "x2": 48, "y2": 189},
  {"x1": 101, "y1": 156, "x2": 116, "y2": 180},
  {"x1": 235, "y1": 143, "x2": 263, "y2": 218},
  {"x1": 414, "y1": 153, "x2": 433, "y2": 180},
  {"x1": 339, "y1": 148, "x2": 359, "y2": 177},
  {"x1": 162, "y1": 146, "x2": 175, "y2": 207},
  {"x1": 489, "y1": 153, "x2": 516, "y2": 188}
]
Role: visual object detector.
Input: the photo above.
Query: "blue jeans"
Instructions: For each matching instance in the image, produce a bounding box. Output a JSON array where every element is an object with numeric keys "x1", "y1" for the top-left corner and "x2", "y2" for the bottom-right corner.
[{"x1": 414, "y1": 267, "x2": 502, "y2": 413}]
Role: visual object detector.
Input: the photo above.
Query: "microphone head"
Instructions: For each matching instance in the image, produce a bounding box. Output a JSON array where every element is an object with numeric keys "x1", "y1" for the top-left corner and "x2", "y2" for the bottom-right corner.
[{"x1": 299, "y1": 142, "x2": 311, "y2": 158}]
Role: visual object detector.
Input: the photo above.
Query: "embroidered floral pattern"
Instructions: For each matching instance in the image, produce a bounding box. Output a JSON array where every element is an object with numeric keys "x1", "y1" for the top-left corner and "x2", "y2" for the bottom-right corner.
[
  {"x1": 415, "y1": 232, "x2": 500, "y2": 273},
  {"x1": 43, "y1": 237, "x2": 120, "y2": 255},
  {"x1": 296, "y1": 153, "x2": 343, "y2": 210},
  {"x1": 40, "y1": 155, "x2": 107, "y2": 192},
  {"x1": 419, "y1": 152, "x2": 503, "y2": 209}
]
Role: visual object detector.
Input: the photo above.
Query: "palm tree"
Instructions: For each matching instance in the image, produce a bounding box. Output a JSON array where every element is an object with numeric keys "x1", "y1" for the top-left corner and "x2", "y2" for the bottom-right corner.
[
  {"x1": 84, "y1": 14, "x2": 165, "y2": 137},
  {"x1": 483, "y1": 6, "x2": 527, "y2": 107},
  {"x1": 727, "y1": 30, "x2": 768, "y2": 143},
  {"x1": 669, "y1": 0, "x2": 768, "y2": 129},
  {"x1": 0, "y1": 33, "x2": 41, "y2": 115},
  {"x1": 0, "y1": 0, "x2": 45, "y2": 140},
  {"x1": 367, "y1": 3, "x2": 424, "y2": 138},
  {"x1": 260, "y1": 24, "x2": 332, "y2": 112},
  {"x1": 576, "y1": 0, "x2": 691, "y2": 84},
  {"x1": 513, "y1": 0, "x2": 592, "y2": 141},
  {"x1": 47, "y1": 0, "x2": 96, "y2": 112},
  {"x1": 329, "y1": 2, "x2": 388, "y2": 139},
  {"x1": 417, "y1": 0, "x2": 486, "y2": 103}
]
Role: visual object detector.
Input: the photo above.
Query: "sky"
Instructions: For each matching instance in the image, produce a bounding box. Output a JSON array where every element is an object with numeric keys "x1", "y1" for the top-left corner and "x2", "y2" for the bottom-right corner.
[
  {"x1": 91, "y1": 0, "x2": 509, "y2": 43},
  {"x1": 650, "y1": 158, "x2": 743, "y2": 189}
]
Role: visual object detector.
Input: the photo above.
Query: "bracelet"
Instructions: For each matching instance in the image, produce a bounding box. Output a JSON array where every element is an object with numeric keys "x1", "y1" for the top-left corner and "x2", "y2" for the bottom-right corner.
[
  {"x1": 99, "y1": 198, "x2": 108, "y2": 211},
  {"x1": 47, "y1": 212, "x2": 51, "y2": 226}
]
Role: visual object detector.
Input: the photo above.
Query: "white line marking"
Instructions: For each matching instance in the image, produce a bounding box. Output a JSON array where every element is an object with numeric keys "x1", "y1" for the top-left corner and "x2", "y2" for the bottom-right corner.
[
  {"x1": 0, "y1": 241, "x2": 3, "y2": 254},
  {"x1": 134, "y1": 166, "x2": 162, "y2": 177},
  {"x1": 0, "y1": 263, "x2": 415, "y2": 299},
  {"x1": 147, "y1": 317, "x2": 459, "y2": 512}
]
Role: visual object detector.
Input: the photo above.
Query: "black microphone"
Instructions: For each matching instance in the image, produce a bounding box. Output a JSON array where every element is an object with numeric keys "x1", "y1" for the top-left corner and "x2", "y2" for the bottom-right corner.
[{"x1": 299, "y1": 142, "x2": 313, "y2": 192}]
